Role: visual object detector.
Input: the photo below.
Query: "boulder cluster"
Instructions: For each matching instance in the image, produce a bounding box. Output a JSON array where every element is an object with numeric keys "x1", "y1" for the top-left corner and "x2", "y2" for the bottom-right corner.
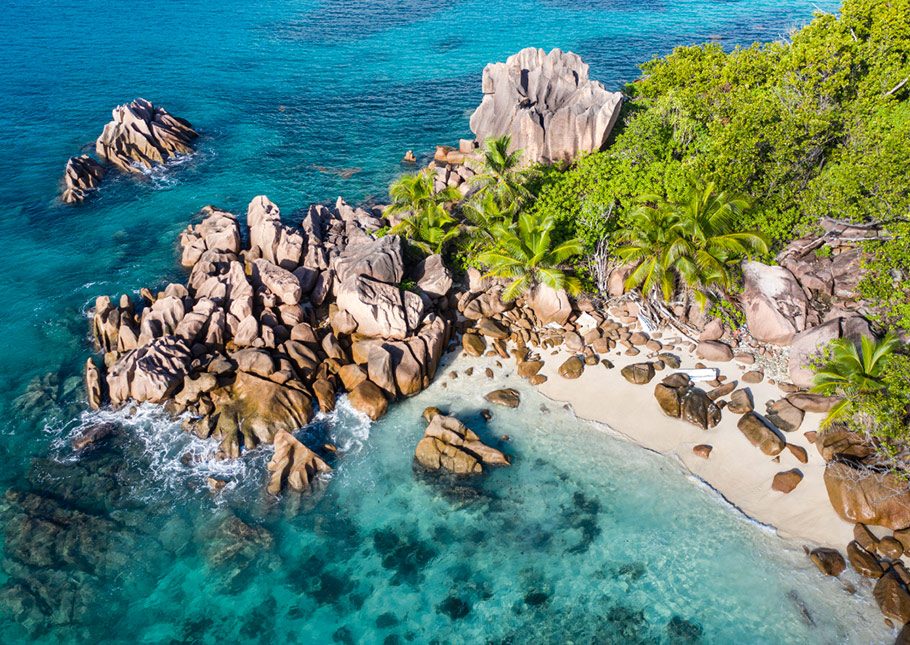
[
  {"x1": 87, "y1": 195, "x2": 456, "y2": 493},
  {"x1": 414, "y1": 409, "x2": 509, "y2": 475},
  {"x1": 469, "y1": 47, "x2": 624, "y2": 164},
  {"x1": 61, "y1": 98, "x2": 198, "y2": 204}
]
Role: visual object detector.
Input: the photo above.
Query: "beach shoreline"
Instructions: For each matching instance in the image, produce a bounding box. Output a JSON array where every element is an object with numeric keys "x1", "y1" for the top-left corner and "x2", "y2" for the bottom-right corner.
[{"x1": 515, "y1": 342, "x2": 854, "y2": 549}]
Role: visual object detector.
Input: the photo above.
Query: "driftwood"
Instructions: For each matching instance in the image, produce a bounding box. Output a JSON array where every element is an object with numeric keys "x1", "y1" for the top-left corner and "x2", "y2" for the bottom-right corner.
[{"x1": 777, "y1": 216, "x2": 892, "y2": 263}]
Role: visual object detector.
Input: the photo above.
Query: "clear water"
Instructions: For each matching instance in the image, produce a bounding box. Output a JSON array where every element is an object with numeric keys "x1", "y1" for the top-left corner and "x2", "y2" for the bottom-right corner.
[{"x1": 0, "y1": 0, "x2": 886, "y2": 642}]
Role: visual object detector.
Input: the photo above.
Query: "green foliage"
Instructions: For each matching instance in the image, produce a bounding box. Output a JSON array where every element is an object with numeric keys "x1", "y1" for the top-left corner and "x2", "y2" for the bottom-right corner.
[
  {"x1": 612, "y1": 182, "x2": 768, "y2": 306},
  {"x1": 861, "y1": 220, "x2": 910, "y2": 330},
  {"x1": 477, "y1": 212, "x2": 585, "y2": 300},
  {"x1": 469, "y1": 135, "x2": 537, "y2": 207},
  {"x1": 708, "y1": 298, "x2": 747, "y2": 330},
  {"x1": 811, "y1": 333, "x2": 901, "y2": 427},
  {"x1": 387, "y1": 169, "x2": 459, "y2": 219},
  {"x1": 389, "y1": 203, "x2": 462, "y2": 255}
]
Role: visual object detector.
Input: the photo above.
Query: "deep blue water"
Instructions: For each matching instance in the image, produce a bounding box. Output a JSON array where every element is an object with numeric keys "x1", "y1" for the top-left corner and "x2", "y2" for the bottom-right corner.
[{"x1": 0, "y1": 0, "x2": 888, "y2": 642}]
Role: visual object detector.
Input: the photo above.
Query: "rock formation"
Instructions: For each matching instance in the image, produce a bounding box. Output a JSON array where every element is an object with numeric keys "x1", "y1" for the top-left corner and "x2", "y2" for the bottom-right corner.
[
  {"x1": 95, "y1": 98, "x2": 198, "y2": 173},
  {"x1": 469, "y1": 48, "x2": 623, "y2": 164},
  {"x1": 61, "y1": 155, "x2": 105, "y2": 204},
  {"x1": 824, "y1": 461, "x2": 910, "y2": 530},
  {"x1": 59, "y1": 98, "x2": 197, "y2": 203},
  {"x1": 414, "y1": 413, "x2": 509, "y2": 475},
  {"x1": 653, "y1": 374, "x2": 722, "y2": 430},
  {"x1": 267, "y1": 430, "x2": 331, "y2": 495},
  {"x1": 88, "y1": 195, "x2": 455, "y2": 481}
]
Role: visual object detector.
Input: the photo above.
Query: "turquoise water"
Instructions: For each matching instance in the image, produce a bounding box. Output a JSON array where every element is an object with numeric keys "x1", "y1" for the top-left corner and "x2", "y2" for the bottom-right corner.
[{"x1": 0, "y1": 0, "x2": 886, "y2": 642}]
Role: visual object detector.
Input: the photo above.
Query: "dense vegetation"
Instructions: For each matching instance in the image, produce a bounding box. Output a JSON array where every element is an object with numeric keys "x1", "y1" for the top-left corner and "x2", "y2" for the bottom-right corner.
[{"x1": 386, "y1": 0, "x2": 909, "y2": 456}]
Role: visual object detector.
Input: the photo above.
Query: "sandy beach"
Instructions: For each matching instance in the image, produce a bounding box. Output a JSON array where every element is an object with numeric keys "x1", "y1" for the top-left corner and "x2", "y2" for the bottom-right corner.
[{"x1": 517, "y1": 342, "x2": 854, "y2": 549}]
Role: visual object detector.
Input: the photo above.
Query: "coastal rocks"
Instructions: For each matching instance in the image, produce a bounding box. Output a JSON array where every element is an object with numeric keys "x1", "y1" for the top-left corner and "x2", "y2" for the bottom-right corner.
[
  {"x1": 247, "y1": 196, "x2": 304, "y2": 269},
  {"x1": 412, "y1": 254, "x2": 452, "y2": 298},
  {"x1": 266, "y1": 430, "x2": 331, "y2": 495},
  {"x1": 336, "y1": 275, "x2": 423, "y2": 339},
  {"x1": 529, "y1": 284, "x2": 572, "y2": 326},
  {"x1": 462, "y1": 332, "x2": 487, "y2": 357},
  {"x1": 824, "y1": 462, "x2": 910, "y2": 530},
  {"x1": 874, "y1": 570, "x2": 910, "y2": 624},
  {"x1": 333, "y1": 234, "x2": 404, "y2": 285},
  {"x1": 348, "y1": 381, "x2": 388, "y2": 420},
  {"x1": 787, "y1": 316, "x2": 874, "y2": 388},
  {"x1": 727, "y1": 388, "x2": 754, "y2": 414},
  {"x1": 847, "y1": 541, "x2": 884, "y2": 578},
  {"x1": 414, "y1": 414, "x2": 509, "y2": 475},
  {"x1": 809, "y1": 548, "x2": 846, "y2": 576},
  {"x1": 816, "y1": 427, "x2": 874, "y2": 462},
  {"x1": 558, "y1": 356, "x2": 584, "y2": 379},
  {"x1": 61, "y1": 155, "x2": 105, "y2": 204},
  {"x1": 95, "y1": 98, "x2": 198, "y2": 173},
  {"x1": 772, "y1": 469, "x2": 803, "y2": 493},
  {"x1": 737, "y1": 413, "x2": 785, "y2": 456},
  {"x1": 106, "y1": 336, "x2": 192, "y2": 405},
  {"x1": 469, "y1": 47, "x2": 623, "y2": 164},
  {"x1": 693, "y1": 445, "x2": 713, "y2": 459},
  {"x1": 695, "y1": 340, "x2": 734, "y2": 362},
  {"x1": 765, "y1": 398, "x2": 805, "y2": 432},
  {"x1": 84, "y1": 358, "x2": 104, "y2": 410},
  {"x1": 653, "y1": 377, "x2": 721, "y2": 430},
  {"x1": 741, "y1": 261, "x2": 808, "y2": 345},
  {"x1": 215, "y1": 371, "x2": 313, "y2": 452},
  {"x1": 484, "y1": 388, "x2": 521, "y2": 408},
  {"x1": 179, "y1": 207, "x2": 241, "y2": 266},
  {"x1": 621, "y1": 362, "x2": 655, "y2": 385}
]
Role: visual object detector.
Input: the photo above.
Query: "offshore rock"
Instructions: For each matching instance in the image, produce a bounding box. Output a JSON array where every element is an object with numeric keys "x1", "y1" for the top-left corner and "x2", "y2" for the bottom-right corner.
[
  {"x1": 267, "y1": 430, "x2": 331, "y2": 495},
  {"x1": 95, "y1": 98, "x2": 197, "y2": 173},
  {"x1": 61, "y1": 155, "x2": 105, "y2": 204},
  {"x1": 469, "y1": 47, "x2": 623, "y2": 163},
  {"x1": 415, "y1": 414, "x2": 509, "y2": 475}
]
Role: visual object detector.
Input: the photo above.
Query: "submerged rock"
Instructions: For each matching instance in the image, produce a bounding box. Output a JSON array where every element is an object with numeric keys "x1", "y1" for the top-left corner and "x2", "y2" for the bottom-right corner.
[
  {"x1": 484, "y1": 388, "x2": 521, "y2": 408},
  {"x1": 469, "y1": 47, "x2": 623, "y2": 164}
]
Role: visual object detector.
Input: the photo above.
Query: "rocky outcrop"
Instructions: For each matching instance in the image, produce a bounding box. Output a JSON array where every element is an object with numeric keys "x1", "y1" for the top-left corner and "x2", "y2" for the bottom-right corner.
[
  {"x1": 266, "y1": 430, "x2": 331, "y2": 495},
  {"x1": 95, "y1": 98, "x2": 198, "y2": 173},
  {"x1": 414, "y1": 414, "x2": 509, "y2": 475},
  {"x1": 741, "y1": 262, "x2": 808, "y2": 345},
  {"x1": 530, "y1": 284, "x2": 572, "y2": 326},
  {"x1": 824, "y1": 462, "x2": 910, "y2": 530},
  {"x1": 61, "y1": 155, "x2": 105, "y2": 204},
  {"x1": 469, "y1": 48, "x2": 623, "y2": 164},
  {"x1": 484, "y1": 388, "x2": 521, "y2": 408},
  {"x1": 87, "y1": 195, "x2": 455, "y2": 490}
]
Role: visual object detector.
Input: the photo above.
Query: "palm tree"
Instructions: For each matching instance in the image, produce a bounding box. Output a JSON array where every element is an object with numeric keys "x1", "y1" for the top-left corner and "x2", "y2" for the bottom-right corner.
[
  {"x1": 614, "y1": 182, "x2": 768, "y2": 306},
  {"x1": 389, "y1": 203, "x2": 462, "y2": 255},
  {"x1": 469, "y1": 135, "x2": 534, "y2": 206},
  {"x1": 387, "y1": 169, "x2": 460, "y2": 220},
  {"x1": 460, "y1": 190, "x2": 518, "y2": 251},
  {"x1": 477, "y1": 212, "x2": 585, "y2": 300},
  {"x1": 811, "y1": 333, "x2": 901, "y2": 425}
]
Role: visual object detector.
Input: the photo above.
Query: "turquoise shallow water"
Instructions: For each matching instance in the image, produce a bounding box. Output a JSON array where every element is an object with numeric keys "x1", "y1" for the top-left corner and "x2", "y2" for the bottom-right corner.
[{"x1": 0, "y1": 0, "x2": 889, "y2": 642}]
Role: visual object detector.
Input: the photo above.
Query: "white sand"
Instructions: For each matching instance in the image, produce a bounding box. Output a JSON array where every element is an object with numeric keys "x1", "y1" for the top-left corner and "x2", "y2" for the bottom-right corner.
[{"x1": 529, "y1": 343, "x2": 853, "y2": 548}]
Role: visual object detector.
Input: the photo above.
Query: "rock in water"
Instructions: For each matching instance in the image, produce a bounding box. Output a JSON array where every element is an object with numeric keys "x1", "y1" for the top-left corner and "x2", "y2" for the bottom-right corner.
[
  {"x1": 95, "y1": 98, "x2": 197, "y2": 173},
  {"x1": 349, "y1": 380, "x2": 389, "y2": 420},
  {"x1": 809, "y1": 548, "x2": 846, "y2": 576},
  {"x1": 484, "y1": 388, "x2": 521, "y2": 408},
  {"x1": 267, "y1": 430, "x2": 331, "y2": 495},
  {"x1": 414, "y1": 414, "x2": 510, "y2": 475},
  {"x1": 61, "y1": 155, "x2": 105, "y2": 204},
  {"x1": 469, "y1": 48, "x2": 623, "y2": 164},
  {"x1": 84, "y1": 358, "x2": 104, "y2": 410}
]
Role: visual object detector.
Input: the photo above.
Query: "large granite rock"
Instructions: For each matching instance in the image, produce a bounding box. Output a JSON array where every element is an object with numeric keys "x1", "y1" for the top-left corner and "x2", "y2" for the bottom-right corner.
[
  {"x1": 247, "y1": 196, "x2": 304, "y2": 270},
  {"x1": 469, "y1": 48, "x2": 623, "y2": 164},
  {"x1": 825, "y1": 462, "x2": 910, "y2": 530},
  {"x1": 106, "y1": 336, "x2": 192, "y2": 405},
  {"x1": 61, "y1": 155, "x2": 105, "y2": 204},
  {"x1": 737, "y1": 412, "x2": 785, "y2": 456},
  {"x1": 95, "y1": 98, "x2": 197, "y2": 173},
  {"x1": 414, "y1": 414, "x2": 509, "y2": 475},
  {"x1": 179, "y1": 207, "x2": 241, "y2": 267},
  {"x1": 741, "y1": 261, "x2": 808, "y2": 345},
  {"x1": 412, "y1": 254, "x2": 452, "y2": 298},
  {"x1": 333, "y1": 234, "x2": 404, "y2": 285},
  {"x1": 266, "y1": 430, "x2": 331, "y2": 495},
  {"x1": 336, "y1": 275, "x2": 424, "y2": 339},
  {"x1": 530, "y1": 284, "x2": 572, "y2": 326}
]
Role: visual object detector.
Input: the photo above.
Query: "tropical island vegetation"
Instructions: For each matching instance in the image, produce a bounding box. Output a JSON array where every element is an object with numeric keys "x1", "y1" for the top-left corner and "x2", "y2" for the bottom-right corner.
[{"x1": 385, "y1": 0, "x2": 910, "y2": 468}]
